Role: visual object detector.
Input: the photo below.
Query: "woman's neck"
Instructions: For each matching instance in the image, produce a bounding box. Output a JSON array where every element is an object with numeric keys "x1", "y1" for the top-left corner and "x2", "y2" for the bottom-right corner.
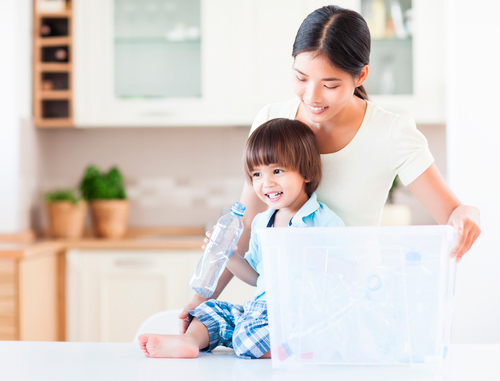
[{"x1": 298, "y1": 96, "x2": 367, "y2": 154}]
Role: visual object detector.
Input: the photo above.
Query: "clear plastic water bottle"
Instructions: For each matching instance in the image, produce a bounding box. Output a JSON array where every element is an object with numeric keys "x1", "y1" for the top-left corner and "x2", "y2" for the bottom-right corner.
[
  {"x1": 277, "y1": 329, "x2": 314, "y2": 362},
  {"x1": 397, "y1": 248, "x2": 436, "y2": 363},
  {"x1": 189, "y1": 202, "x2": 246, "y2": 298}
]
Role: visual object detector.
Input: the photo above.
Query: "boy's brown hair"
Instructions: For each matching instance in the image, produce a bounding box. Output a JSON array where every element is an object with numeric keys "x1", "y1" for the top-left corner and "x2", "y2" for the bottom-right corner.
[{"x1": 244, "y1": 118, "x2": 322, "y2": 195}]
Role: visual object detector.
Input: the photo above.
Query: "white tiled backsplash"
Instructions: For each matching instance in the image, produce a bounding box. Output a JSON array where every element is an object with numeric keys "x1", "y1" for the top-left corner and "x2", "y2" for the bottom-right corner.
[
  {"x1": 35, "y1": 127, "x2": 250, "y2": 230},
  {"x1": 33, "y1": 124, "x2": 446, "y2": 232}
]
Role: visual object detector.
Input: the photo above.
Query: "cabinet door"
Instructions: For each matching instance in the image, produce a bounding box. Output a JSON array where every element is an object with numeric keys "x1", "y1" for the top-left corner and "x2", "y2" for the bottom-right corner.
[
  {"x1": 66, "y1": 249, "x2": 201, "y2": 342},
  {"x1": 66, "y1": 249, "x2": 258, "y2": 342},
  {"x1": 74, "y1": 0, "x2": 233, "y2": 127},
  {"x1": 0, "y1": 260, "x2": 17, "y2": 340},
  {"x1": 245, "y1": 0, "x2": 444, "y2": 124},
  {"x1": 339, "y1": 0, "x2": 445, "y2": 123}
]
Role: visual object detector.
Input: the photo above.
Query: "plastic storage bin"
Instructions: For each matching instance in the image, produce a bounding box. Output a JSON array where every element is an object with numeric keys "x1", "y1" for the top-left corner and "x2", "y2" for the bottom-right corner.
[{"x1": 257, "y1": 226, "x2": 457, "y2": 368}]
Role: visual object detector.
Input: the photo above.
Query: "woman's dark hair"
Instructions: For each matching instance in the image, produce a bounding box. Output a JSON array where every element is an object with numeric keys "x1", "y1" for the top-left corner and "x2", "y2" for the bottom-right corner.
[
  {"x1": 244, "y1": 118, "x2": 322, "y2": 196},
  {"x1": 292, "y1": 5, "x2": 370, "y2": 100}
]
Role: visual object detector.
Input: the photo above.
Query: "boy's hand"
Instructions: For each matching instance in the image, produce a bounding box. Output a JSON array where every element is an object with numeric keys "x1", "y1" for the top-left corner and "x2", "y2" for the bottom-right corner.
[
  {"x1": 202, "y1": 230, "x2": 238, "y2": 252},
  {"x1": 178, "y1": 294, "x2": 208, "y2": 334}
]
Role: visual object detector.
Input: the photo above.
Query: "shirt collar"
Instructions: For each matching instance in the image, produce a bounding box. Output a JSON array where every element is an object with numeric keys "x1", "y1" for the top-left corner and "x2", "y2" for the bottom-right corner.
[
  {"x1": 257, "y1": 193, "x2": 320, "y2": 228},
  {"x1": 289, "y1": 192, "x2": 320, "y2": 227}
]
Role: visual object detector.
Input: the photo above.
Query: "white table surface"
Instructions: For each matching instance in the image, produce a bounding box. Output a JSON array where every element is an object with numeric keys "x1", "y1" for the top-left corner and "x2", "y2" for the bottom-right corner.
[{"x1": 1, "y1": 341, "x2": 499, "y2": 381}]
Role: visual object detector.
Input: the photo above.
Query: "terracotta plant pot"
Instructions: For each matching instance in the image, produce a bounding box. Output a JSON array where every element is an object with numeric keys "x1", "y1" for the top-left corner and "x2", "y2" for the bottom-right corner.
[
  {"x1": 90, "y1": 200, "x2": 129, "y2": 238},
  {"x1": 46, "y1": 200, "x2": 87, "y2": 239}
]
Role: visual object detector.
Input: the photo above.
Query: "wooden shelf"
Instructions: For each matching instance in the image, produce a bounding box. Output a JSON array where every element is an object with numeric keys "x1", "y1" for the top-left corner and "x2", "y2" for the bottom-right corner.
[
  {"x1": 36, "y1": 63, "x2": 71, "y2": 72},
  {"x1": 38, "y1": 90, "x2": 71, "y2": 99},
  {"x1": 35, "y1": 118, "x2": 74, "y2": 128},
  {"x1": 33, "y1": 0, "x2": 73, "y2": 128},
  {"x1": 37, "y1": 36, "x2": 71, "y2": 47},
  {"x1": 36, "y1": 10, "x2": 72, "y2": 18}
]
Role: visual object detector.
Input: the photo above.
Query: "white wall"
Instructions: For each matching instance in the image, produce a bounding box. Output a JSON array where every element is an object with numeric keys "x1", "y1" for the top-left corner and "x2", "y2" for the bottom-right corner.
[
  {"x1": 446, "y1": 0, "x2": 500, "y2": 343},
  {"x1": 0, "y1": 0, "x2": 33, "y2": 232},
  {"x1": 0, "y1": 1, "x2": 21, "y2": 231}
]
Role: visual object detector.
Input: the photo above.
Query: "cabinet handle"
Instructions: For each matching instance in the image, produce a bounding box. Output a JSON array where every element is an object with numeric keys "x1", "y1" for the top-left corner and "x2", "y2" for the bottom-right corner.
[
  {"x1": 139, "y1": 111, "x2": 172, "y2": 117},
  {"x1": 113, "y1": 259, "x2": 155, "y2": 267}
]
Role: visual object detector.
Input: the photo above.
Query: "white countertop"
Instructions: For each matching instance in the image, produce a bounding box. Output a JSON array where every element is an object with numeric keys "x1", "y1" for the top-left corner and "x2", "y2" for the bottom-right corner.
[{"x1": 1, "y1": 341, "x2": 499, "y2": 381}]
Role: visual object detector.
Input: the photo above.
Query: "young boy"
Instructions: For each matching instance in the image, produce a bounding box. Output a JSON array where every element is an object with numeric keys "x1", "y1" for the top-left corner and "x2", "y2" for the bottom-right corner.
[{"x1": 138, "y1": 118, "x2": 344, "y2": 359}]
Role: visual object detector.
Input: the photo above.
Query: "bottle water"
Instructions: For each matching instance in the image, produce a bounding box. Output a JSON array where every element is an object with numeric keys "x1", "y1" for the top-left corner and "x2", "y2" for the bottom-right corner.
[
  {"x1": 189, "y1": 202, "x2": 246, "y2": 298},
  {"x1": 277, "y1": 328, "x2": 314, "y2": 362},
  {"x1": 397, "y1": 248, "x2": 436, "y2": 363}
]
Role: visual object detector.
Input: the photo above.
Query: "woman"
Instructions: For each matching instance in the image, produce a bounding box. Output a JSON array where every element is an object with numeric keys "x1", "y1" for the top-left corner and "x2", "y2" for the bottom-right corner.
[{"x1": 179, "y1": 4, "x2": 481, "y2": 332}]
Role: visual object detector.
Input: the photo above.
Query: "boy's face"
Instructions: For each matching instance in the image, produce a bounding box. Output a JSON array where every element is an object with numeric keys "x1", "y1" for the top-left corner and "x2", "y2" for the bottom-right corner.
[{"x1": 251, "y1": 164, "x2": 309, "y2": 213}]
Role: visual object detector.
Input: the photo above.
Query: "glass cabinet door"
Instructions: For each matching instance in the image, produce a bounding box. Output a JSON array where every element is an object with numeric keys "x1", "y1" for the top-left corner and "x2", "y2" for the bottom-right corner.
[
  {"x1": 113, "y1": 0, "x2": 201, "y2": 99},
  {"x1": 360, "y1": 0, "x2": 413, "y2": 95}
]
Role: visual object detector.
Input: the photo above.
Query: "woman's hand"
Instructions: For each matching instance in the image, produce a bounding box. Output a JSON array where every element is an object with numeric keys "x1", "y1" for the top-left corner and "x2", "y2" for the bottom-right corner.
[
  {"x1": 178, "y1": 294, "x2": 208, "y2": 333},
  {"x1": 447, "y1": 205, "x2": 481, "y2": 263}
]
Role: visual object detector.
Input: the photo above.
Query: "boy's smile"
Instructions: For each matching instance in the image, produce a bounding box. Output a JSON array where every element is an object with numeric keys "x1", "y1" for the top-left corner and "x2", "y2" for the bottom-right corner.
[
  {"x1": 265, "y1": 192, "x2": 282, "y2": 202},
  {"x1": 251, "y1": 164, "x2": 309, "y2": 215}
]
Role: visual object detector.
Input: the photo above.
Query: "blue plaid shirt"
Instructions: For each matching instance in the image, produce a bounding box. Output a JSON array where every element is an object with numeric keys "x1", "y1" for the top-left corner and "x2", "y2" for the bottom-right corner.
[{"x1": 244, "y1": 192, "x2": 344, "y2": 301}]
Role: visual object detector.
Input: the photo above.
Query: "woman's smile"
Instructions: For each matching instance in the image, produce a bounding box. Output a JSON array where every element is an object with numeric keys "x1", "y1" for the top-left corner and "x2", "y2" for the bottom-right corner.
[{"x1": 306, "y1": 104, "x2": 329, "y2": 114}]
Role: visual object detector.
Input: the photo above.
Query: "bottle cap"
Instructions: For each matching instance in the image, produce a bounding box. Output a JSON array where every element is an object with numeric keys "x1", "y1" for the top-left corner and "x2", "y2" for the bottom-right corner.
[
  {"x1": 405, "y1": 248, "x2": 422, "y2": 263},
  {"x1": 231, "y1": 202, "x2": 246, "y2": 217}
]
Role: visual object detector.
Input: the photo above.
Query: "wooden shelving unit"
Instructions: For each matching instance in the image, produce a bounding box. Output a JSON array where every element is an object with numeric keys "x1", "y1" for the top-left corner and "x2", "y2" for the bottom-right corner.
[{"x1": 33, "y1": 1, "x2": 73, "y2": 128}]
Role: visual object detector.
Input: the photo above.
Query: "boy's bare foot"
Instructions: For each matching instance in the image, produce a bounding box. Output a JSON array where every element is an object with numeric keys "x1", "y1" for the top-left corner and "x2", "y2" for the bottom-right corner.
[{"x1": 138, "y1": 334, "x2": 200, "y2": 358}]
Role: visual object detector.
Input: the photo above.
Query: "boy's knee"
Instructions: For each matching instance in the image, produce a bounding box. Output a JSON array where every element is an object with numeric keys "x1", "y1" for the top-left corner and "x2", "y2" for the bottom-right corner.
[
  {"x1": 233, "y1": 340, "x2": 260, "y2": 359},
  {"x1": 232, "y1": 324, "x2": 270, "y2": 359}
]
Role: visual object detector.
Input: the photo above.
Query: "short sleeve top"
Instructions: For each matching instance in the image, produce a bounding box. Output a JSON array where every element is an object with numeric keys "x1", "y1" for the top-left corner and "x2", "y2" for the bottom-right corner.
[{"x1": 249, "y1": 98, "x2": 434, "y2": 226}]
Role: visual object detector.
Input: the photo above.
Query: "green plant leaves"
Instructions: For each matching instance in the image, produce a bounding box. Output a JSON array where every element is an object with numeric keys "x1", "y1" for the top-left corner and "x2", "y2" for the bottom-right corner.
[
  {"x1": 79, "y1": 165, "x2": 127, "y2": 201},
  {"x1": 44, "y1": 189, "x2": 81, "y2": 204}
]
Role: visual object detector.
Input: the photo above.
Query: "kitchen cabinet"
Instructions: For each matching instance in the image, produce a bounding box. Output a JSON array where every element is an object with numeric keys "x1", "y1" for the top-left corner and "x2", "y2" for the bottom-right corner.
[
  {"x1": 0, "y1": 244, "x2": 65, "y2": 341},
  {"x1": 33, "y1": 0, "x2": 74, "y2": 128},
  {"x1": 308, "y1": 0, "x2": 446, "y2": 123},
  {"x1": 74, "y1": 0, "x2": 238, "y2": 127},
  {"x1": 73, "y1": 0, "x2": 308, "y2": 127},
  {"x1": 73, "y1": 0, "x2": 444, "y2": 127},
  {"x1": 66, "y1": 249, "x2": 255, "y2": 342}
]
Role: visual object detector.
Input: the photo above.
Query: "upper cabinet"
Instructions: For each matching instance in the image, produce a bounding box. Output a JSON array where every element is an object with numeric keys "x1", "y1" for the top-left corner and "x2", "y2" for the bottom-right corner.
[
  {"x1": 73, "y1": 0, "x2": 295, "y2": 127},
  {"x1": 73, "y1": 0, "x2": 444, "y2": 127},
  {"x1": 320, "y1": 0, "x2": 446, "y2": 124},
  {"x1": 33, "y1": 0, "x2": 74, "y2": 128},
  {"x1": 74, "y1": 0, "x2": 221, "y2": 127},
  {"x1": 362, "y1": 0, "x2": 446, "y2": 124}
]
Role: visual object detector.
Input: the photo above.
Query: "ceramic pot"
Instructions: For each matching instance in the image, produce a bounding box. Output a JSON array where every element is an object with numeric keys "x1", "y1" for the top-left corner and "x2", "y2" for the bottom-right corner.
[
  {"x1": 46, "y1": 200, "x2": 87, "y2": 239},
  {"x1": 90, "y1": 199, "x2": 129, "y2": 238}
]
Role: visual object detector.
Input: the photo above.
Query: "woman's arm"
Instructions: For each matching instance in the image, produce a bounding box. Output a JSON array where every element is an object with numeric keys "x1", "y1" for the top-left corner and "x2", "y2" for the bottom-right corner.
[{"x1": 406, "y1": 163, "x2": 481, "y2": 262}]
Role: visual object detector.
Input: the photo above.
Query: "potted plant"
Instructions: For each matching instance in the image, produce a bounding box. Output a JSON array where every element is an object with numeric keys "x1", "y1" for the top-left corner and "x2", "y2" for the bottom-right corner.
[
  {"x1": 44, "y1": 189, "x2": 87, "y2": 239},
  {"x1": 80, "y1": 165, "x2": 129, "y2": 238},
  {"x1": 380, "y1": 175, "x2": 412, "y2": 226}
]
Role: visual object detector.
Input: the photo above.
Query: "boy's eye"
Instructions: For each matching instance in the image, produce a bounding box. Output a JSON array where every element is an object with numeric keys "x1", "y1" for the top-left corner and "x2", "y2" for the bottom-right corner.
[
  {"x1": 273, "y1": 169, "x2": 284, "y2": 174},
  {"x1": 252, "y1": 172, "x2": 261, "y2": 178}
]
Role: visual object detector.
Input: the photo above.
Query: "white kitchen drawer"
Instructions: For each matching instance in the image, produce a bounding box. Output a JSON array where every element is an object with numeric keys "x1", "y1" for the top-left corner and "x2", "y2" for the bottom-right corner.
[{"x1": 66, "y1": 249, "x2": 255, "y2": 342}]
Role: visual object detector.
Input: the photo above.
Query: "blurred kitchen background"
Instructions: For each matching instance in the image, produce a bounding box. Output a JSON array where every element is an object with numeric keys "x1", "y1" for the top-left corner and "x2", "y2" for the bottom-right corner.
[{"x1": 1, "y1": 0, "x2": 499, "y2": 345}]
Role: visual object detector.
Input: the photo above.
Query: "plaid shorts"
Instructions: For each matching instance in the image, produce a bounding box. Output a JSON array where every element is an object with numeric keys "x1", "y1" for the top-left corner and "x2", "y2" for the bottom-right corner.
[{"x1": 189, "y1": 299, "x2": 270, "y2": 359}]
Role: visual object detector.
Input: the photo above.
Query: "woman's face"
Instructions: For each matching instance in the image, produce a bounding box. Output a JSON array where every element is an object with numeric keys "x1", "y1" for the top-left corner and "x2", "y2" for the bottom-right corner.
[{"x1": 292, "y1": 52, "x2": 366, "y2": 123}]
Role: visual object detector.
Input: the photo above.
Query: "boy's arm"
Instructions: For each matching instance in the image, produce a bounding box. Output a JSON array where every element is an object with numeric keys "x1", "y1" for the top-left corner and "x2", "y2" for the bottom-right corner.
[{"x1": 226, "y1": 253, "x2": 259, "y2": 286}]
